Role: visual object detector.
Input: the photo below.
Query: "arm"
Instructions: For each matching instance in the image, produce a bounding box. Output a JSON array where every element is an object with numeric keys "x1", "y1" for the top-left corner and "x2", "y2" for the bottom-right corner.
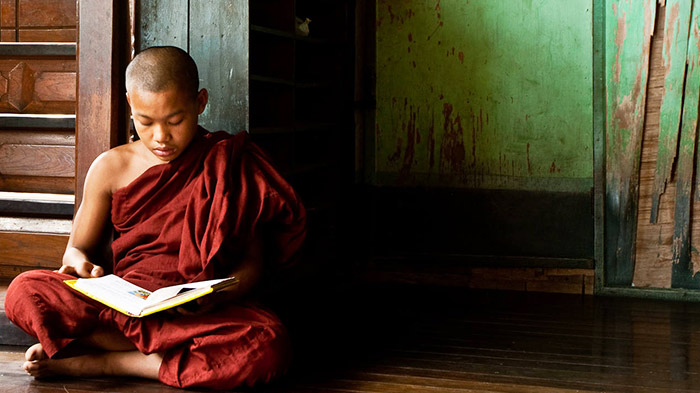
[
  {"x1": 58, "y1": 153, "x2": 114, "y2": 278},
  {"x1": 176, "y1": 235, "x2": 264, "y2": 315}
]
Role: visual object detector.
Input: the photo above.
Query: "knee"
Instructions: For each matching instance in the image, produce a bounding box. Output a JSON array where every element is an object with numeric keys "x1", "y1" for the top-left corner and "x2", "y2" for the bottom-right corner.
[
  {"x1": 5, "y1": 270, "x2": 58, "y2": 322},
  {"x1": 162, "y1": 321, "x2": 292, "y2": 389},
  {"x1": 240, "y1": 322, "x2": 292, "y2": 386}
]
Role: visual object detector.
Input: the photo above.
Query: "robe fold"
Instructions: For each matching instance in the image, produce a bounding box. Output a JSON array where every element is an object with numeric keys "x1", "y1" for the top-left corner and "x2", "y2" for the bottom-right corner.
[{"x1": 4, "y1": 129, "x2": 306, "y2": 389}]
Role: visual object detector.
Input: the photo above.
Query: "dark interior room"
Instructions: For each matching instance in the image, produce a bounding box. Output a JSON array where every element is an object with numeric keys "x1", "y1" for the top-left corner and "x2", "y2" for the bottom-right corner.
[{"x1": 2, "y1": 0, "x2": 700, "y2": 392}]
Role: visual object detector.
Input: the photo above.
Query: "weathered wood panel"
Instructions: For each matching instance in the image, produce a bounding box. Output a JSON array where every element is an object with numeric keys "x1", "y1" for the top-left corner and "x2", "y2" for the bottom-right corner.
[
  {"x1": 0, "y1": 59, "x2": 76, "y2": 114},
  {"x1": 632, "y1": 1, "x2": 700, "y2": 291},
  {"x1": 605, "y1": 0, "x2": 656, "y2": 286},
  {"x1": 671, "y1": 4, "x2": 700, "y2": 288},
  {"x1": 137, "y1": 0, "x2": 188, "y2": 49},
  {"x1": 189, "y1": 1, "x2": 249, "y2": 134},
  {"x1": 137, "y1": 1, "x2": 249, "y2": 134},
  {"x1": 633, "y1": 7, "x2": 675, "y2": 288},
  {"x1": 650, "y1": 0, "x2": 692, "y2": 223}
]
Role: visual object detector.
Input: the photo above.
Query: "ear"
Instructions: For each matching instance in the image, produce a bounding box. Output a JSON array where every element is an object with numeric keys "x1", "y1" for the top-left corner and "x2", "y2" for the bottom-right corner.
[{"x1": 197, "y1": 89, "x2": 208, "y2": 114}]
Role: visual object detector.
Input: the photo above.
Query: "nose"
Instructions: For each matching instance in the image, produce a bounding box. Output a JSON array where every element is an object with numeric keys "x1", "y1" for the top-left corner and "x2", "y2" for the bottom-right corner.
[{"x1": 152, "y1": 124, "x2": 171, "y2": 144}]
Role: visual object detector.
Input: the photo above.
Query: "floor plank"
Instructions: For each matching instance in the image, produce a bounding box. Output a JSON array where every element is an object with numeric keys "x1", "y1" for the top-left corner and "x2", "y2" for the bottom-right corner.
[{"x1": 4, "y1": 285, "x2": 700, "y2": 392}]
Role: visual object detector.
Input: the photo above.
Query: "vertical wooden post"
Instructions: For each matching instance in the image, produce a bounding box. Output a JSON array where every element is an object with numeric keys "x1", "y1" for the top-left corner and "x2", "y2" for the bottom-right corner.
[{"x1": 75, "y1": 0, "x2": 122, "y2": 210}]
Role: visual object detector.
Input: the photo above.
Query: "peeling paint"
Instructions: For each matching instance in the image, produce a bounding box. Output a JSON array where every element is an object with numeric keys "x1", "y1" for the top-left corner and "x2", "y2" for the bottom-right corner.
[
  {"x1": 375, "y1": 0, "x2": 592, "y2": 191},
  {"x1": 650, "y1": 0, "x2": 692, "y2": 223},
  {"x1": 605, "y1": 0, "x2": 657, "y2": 286}
]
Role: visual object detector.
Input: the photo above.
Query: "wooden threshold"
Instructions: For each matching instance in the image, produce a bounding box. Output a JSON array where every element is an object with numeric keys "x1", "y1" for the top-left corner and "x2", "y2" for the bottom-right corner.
[{"x1": 0, "y1": 192, "x2": 74, "y2": 217}]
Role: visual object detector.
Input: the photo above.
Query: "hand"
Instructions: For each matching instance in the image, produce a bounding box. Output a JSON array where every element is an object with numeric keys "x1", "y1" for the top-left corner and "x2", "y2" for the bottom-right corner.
[
  {"x1": 55, "y1": 261, "x2": 104, "y2": 278},
  {"x1": 170, "y1": 296, "x2": 218, "y2": 317},
  {"x1": 169, "y1": 287, "x2": 238, "y2": 317}
]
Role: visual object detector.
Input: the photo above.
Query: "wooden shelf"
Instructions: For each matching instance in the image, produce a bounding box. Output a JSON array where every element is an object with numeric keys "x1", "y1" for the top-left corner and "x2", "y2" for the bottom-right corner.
[
  {"x1": 250, "y1": 74, "x2": 295, "y2": 86},
  {"x1": 250, "y1": 74, "x2": 331, "y2": 89},
  {"x1": 250, "y1": 123, "x2": 338, "y2": 135},
  {"x1": 0, "y1": 114, "x2": 75, "y2": 130},
  {"x1": 0, "y1": 192, "x2": 74, "y2": 217},
  {"x1": 0, "y1": 43, "x2": 76, "y2": 57},
  {"x1": 250, "y1": 24, "x2": 335, "y2": 44},
  {"x1": 249, "y1": 0, "x2": 353, "y2": 252}
]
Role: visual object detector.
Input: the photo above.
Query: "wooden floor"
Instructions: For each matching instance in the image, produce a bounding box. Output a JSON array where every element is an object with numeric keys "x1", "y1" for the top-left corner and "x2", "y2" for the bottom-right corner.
[{"x1": 3, "y1": 284, "x2": 700, "y2": 392}]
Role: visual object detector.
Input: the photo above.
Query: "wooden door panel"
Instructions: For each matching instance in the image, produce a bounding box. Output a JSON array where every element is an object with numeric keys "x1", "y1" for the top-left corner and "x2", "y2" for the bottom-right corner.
[
  {"x1": 17, "y1": 0, "x2": 76, "y2": 27},
  {"x1": 0, "y1": 232, "x2": 66, "y2": 273},
  {"x1": 0, "y1": 175, "x2": 72, "y2": 194},
  {"x1": 19, "y1": 29, "x2": 75, "y2": 42},
  {"x1": 0, "y1": 59, "x2": 75, "y2": 113},
  {"x1": 1, "y1": 0, "x2": 76, "y2": 43},
  {"x1": 0, "y1": 144, "x2": 73, "y2": 176},
  {"x1": 0, "y1": 123, "x2": 75, "y2": 194}
]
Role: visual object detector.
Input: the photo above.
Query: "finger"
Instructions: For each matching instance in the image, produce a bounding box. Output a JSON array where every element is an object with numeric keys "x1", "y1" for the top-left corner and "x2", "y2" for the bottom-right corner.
[
  {"x1": 56, "y1": 265, "x2": 76, "y2": 276},
  {"x1": 91, "y1": 265, "x2": 104, "y2": 277}
]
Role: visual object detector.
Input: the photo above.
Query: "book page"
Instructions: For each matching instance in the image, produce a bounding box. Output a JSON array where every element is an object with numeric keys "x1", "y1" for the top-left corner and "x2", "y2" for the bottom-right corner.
[
  {"x1": 143, "y1": 278, "x2": 233, "y2": 308},
  {"x1": 73, "y1": 275, "x2": 151, "y2": 316}
]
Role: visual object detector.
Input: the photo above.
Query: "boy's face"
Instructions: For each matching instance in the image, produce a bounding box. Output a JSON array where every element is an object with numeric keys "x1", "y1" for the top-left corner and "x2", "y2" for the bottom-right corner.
[{"x1": 127, "y1": 86, "x2": 208, "y2": 163}]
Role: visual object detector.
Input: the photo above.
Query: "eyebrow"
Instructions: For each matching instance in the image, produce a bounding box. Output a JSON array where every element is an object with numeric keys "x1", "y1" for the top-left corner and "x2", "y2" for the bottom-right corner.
[{"x1": 133, "y1": 110, "x2": 184, "y2": 120}]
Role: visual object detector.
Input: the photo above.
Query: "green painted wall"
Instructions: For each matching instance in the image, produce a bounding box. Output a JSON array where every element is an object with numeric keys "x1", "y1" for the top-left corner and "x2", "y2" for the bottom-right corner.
[{"x1": 374, "y1": 0, "x2": 593, "y2": 192}]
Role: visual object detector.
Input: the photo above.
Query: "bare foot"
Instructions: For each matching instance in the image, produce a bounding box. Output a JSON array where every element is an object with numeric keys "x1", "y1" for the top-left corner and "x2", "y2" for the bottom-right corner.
[
  {"x1": 23, "y1": 343, "x2": 54, "y2": 378},
  {"x1": 23, "y1": 344, "x2": 161, "y2": 380}
]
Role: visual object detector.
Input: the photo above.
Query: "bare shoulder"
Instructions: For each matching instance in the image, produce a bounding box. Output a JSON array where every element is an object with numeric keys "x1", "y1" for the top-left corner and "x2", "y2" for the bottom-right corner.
[{"x1": 86, "y1": 142, "x2": 147, "y2": 194}]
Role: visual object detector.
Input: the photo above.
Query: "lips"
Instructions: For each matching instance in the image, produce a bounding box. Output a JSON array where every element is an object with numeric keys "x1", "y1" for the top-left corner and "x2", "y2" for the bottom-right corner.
[{"x1": 153, "y1": 147, "x2": 176, "y2": 158}]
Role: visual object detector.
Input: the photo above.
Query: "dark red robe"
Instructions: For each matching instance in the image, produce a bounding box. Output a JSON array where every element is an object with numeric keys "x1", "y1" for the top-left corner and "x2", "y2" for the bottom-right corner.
[{"x1": 4, "y1": 129, "x2": 306, "y2": 389}]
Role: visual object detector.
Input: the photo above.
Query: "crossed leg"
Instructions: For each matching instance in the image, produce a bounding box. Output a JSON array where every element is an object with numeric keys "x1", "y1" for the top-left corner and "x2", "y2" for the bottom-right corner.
[{"x1": 23, "y1": 326, "x2": 163, "y2": 380}]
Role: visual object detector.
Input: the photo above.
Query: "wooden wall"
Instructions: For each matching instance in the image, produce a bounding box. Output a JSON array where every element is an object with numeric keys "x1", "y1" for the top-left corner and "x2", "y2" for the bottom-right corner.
[
  {"x1": 0, "y1": 0, "x2": 77, "y2": 280},
  {"x1": 0, "y1": 0, "x2": 76, "y2": 43},
  {"x1": 137, "y1": 0, "x2": 248, "y2": 134},
  {"x1": 604, "y1": 0, "x2": 700, "y2": 294},
  {"x1": 354, "y1": 0, "x2": 596, "y2": 294},
  {"x1": 371, "y1": 0, "x2": 593, "y2": 192}
]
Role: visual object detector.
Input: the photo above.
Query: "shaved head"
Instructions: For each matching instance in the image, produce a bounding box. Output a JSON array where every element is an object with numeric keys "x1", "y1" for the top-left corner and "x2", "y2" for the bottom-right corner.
[{"x1": 126, "y1": 46, "x2": 199, "y2": 98}]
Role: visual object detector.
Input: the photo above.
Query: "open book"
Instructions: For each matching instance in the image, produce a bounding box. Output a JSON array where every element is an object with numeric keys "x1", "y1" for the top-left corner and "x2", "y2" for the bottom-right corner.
[{"x1": 64, "y1": 274, "x2": 238, "y2": 318}]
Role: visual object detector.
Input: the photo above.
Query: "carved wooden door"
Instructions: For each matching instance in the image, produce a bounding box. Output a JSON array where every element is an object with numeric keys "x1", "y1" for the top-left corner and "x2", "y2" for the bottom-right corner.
[{"x1": 0, "y1": 0, "x2": 77, "y2": 279}]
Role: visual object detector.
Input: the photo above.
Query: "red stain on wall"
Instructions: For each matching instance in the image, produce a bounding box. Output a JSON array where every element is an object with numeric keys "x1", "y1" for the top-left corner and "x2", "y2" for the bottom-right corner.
[
  {"x1": 388, "y1": 137, "x2": 403, "y2": 162},
  {"x1": 387, "y1": 5, "x2": 396, "y2": 24},
  {"x1": 408, "y1": 32, "x2": 413, "y2": 42},
  {"x1": 399, "y1": 105, "x2": 419, "y2": 180},
  {"x1": 439, "y1": 103, "x2": 466, "y2": 173},
  {"x1": 526, "y1": 143, "x2": 532, "y2": 174},
  {"x1": 428, "y1": 109, "x2": 436, "y2": 172},
  {"x1": 458, "y1": 51, "x2": 464, "y2": 64}
]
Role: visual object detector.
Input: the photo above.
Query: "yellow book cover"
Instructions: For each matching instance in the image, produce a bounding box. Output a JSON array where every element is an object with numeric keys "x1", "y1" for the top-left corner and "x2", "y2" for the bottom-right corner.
[{"x1": 64, "y1": 274, "x2": 238, "y2": 317}]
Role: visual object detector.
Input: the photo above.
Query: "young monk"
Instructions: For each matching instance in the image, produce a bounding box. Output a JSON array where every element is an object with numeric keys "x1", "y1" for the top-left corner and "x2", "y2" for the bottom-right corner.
[{"x1": 4, "y1": 46, "x2": 306, "y2": 389}]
